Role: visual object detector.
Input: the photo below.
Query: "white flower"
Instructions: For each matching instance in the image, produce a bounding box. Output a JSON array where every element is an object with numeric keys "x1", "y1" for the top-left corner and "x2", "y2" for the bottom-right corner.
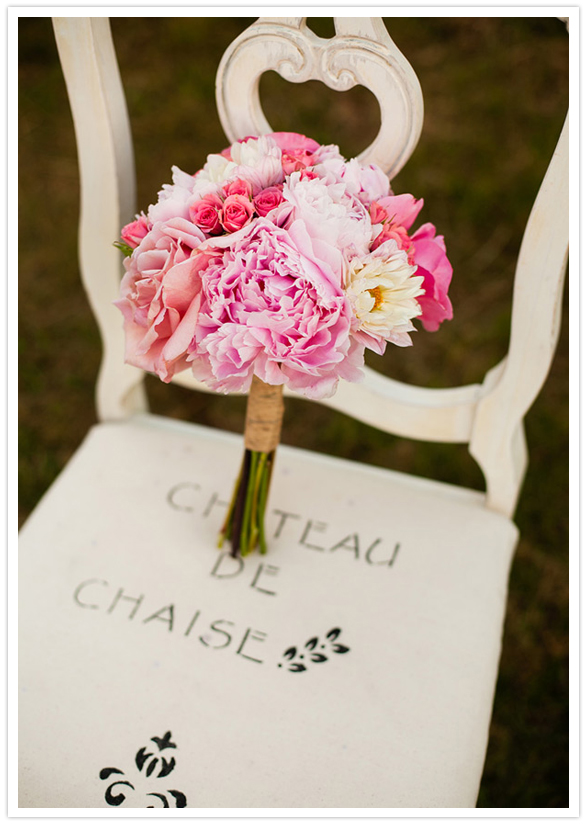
[
  {"x1": 345, "y1": 240, "x2": 424, "y2": 348},
  {"x1": 197, "y1": 153, "x2": 237, "y2": 185}
]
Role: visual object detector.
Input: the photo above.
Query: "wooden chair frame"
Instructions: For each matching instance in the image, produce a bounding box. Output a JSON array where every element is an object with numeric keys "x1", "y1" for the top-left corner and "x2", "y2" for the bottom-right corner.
[{"x1": 52, "y1": 15, "x2": 569, "y2": 520}]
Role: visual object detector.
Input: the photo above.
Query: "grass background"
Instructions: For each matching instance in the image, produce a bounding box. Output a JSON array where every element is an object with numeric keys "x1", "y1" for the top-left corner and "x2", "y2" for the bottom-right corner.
[{"x1": 19, "y1": 16, "x2": 569, "y2": 807}]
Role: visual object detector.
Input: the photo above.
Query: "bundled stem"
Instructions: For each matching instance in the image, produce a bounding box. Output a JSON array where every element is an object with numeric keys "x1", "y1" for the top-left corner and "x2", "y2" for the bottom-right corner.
[{"x1": 218, "y1": 378, "x2": 284, "y2": 557}]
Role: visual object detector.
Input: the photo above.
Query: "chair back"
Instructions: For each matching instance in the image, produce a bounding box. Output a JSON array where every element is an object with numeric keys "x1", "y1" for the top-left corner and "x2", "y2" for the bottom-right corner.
[{"x1": 52, "y1": 16, "x2": 569, "y2": 519}]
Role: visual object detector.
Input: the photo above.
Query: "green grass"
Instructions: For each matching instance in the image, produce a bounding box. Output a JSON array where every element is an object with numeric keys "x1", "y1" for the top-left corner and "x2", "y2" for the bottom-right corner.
[{"x1": 19, "y1": 16, "x2": 569, "y2": 807}]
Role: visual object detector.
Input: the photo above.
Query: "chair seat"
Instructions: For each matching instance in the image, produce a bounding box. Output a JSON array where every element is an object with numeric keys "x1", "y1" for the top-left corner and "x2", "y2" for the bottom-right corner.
[{"x1": 19, "y1": 413, "x2": 518, "y2": 809}]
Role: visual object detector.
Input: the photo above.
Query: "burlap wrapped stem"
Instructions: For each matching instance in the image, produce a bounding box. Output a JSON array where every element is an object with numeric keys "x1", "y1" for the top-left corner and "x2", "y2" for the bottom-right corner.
[{"x1": 219, "y1": 377, "x2": 285, "y2": 557}]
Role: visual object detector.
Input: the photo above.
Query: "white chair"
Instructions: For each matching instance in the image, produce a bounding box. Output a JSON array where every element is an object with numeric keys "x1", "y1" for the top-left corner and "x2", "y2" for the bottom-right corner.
[{"x1": 19, "y1": 17, "x2": 568, "y2": 809}]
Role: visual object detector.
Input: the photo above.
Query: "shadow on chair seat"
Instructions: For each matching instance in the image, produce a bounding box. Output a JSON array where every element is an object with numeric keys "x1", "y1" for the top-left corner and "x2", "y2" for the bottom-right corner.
[{"x1": 19, "y1": 414, "x2": 517, "y2": 808}]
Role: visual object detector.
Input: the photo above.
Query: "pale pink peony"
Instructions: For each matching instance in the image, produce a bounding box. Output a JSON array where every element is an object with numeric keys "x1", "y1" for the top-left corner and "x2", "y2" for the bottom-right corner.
[
  {"x1": 283, "y1": 173, "x2": 373, "y2": 257},
  {"x1": 338, "y1": 159, "x2": 391, "y2": 205},
  {"x1": 221, "y1": 194, "x2": 255, "y2": 232},
  {"x1": 188, "y1": 219, "x2": 363, "y2": 398},
  {"x1": 114, "y1": 217, "x2": 207, "y2": 382},
  {"x1": 121, "y1": 213, "x2": 150, "y2": 248},
  {"x1": 188, "y1": 193, "x2": 223, "y2": 235},
  {"x1": 253, "y1": 185, "x2": 284, "y2": 217}
]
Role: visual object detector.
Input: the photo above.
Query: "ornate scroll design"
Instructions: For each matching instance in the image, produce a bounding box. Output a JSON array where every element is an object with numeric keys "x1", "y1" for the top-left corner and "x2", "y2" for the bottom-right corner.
[{"x1": 216, "y1": 17, "x2": 423, "y2": 179}]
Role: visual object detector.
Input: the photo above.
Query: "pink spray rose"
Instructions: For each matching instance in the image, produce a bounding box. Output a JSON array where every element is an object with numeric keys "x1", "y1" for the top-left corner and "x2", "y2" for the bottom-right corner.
[
  {"x1": 222, "y1": 177, "x2": 254, "y2": 199},
  {"x1": 121, "y1": 213, "x2": 150, "y2": 248},
  {"x1": 253, "y1": 185, "x2": 284, "y2": 217},
  {"x1": 188, "y1": 193, "x2": 224, "y2": 235},
  {"x1": 188, "y1": 219, "x2": 363, "y2": 398},
  {"x1": 221, "y1": 194, "x2": 255, "y2": 232},
  {"x1": 114, "y1": 217, "x2": 207, "y2": 382}
]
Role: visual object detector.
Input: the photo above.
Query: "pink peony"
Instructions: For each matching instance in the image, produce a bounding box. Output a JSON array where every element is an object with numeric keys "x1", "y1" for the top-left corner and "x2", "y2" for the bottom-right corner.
[
  {"x1": 221, "y1": 194, "x2": 255, "y2": 232},
  {"x1": 410, "y1": 224, "x2": 453, "y2": 331},
  {"x1": 270, "y1": 131, "x2": 320, "y2": 175},
  {"x1": 188, "y1": 193, "x2": 223, "y2": 235},
  {"x1": 372, "y1": 194, "x2": 424, "y2": 230},
  {"x1": 253, "y1": 185, "x2": 284, "y2": 217},
  {"x1": 188, "y1": 219, "x2": 363, "y2": 398},
  {"x1": 121, "y1": 213, "x2": 150, "y2": 248},
  {"x1": 370, "y1": 195, "x2": 452, "y2": 330},
  {"x1": 114, "y1": 217, "x2": 207, "y2": 382}
]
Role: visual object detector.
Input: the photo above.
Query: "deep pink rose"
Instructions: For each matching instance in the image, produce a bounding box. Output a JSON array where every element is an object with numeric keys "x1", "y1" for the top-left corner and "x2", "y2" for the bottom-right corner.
[
  {"x1": 371, "y1": 222, "x2": 413, "y2": 256},
  {"x1": 221, "y1": 194, "x2": 255, "y2": 232},
  {"x1": 121, "y1": 213, "x2": 150, "y2": 248},
  {"x1": 114, "y1": 217, "x2": 207, "y2": 381},
  {"x1": 189, "y1": 194, "x2": 224, "y2": 235},
  {"x1": 253, "y1": 186, "x2": 284, "y2": 217},
  {"x1": 222, "y1": 178, "x2": 253, "y2": 199}
]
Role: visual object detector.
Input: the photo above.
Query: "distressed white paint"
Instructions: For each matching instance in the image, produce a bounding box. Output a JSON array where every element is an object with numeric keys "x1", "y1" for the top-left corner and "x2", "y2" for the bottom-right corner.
[
  {"x1": 52, "y1": 17, "x2": 147, "y2": 420},
  {"x1": 19, "y1": 415, "x2": 518, "y2": 807},
  {"x1": 51, "y1": 16, "x2": 568, "y2": 518}
]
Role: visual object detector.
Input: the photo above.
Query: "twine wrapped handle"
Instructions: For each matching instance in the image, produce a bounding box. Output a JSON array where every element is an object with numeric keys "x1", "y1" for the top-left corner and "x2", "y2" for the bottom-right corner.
[
  {"x1": 244, "y1": 376, "x2": 284, "y2": 453},
  {"x1": 219, "y1": 377, "x2": 285, "y2": 557}
]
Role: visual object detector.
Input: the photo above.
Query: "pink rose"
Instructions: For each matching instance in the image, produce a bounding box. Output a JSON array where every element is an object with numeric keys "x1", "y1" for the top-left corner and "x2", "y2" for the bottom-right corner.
[
  {"x1": 221, "y1": 194, "x2": 255, "y2": 232},
  {"x1": 188, "y1": 219, "x2": 363, "y2": 398},
  {"x1": 253, "y1": 186, "x2": 284, "y2": 217},
  {"x1": 121, "y1": 213, "x2": 150, "y2": 248},
  {"x1": 114, "y1": 217, "x2": 208, "y2": 381},
  {"x1": 222, "y1": 178, "x2": 253, "y2": 199},
  {"x1": 188, "y1": 194, "x2": 224, "y2": 235}
]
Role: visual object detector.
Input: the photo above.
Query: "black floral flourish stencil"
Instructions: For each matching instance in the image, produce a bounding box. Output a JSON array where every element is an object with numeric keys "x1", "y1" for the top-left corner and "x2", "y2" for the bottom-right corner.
[
  {"x1": 278, "y1": 627, "x2": 350, "y2": 672},
  {"x1": 99, "y1": 731, "x2": 187, "y2": 807}
]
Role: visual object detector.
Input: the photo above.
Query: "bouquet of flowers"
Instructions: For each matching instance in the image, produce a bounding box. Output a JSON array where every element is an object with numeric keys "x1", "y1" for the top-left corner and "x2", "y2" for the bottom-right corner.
[{"x1": 115, "y1": 132, "x2": 453, "y2": 557}]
